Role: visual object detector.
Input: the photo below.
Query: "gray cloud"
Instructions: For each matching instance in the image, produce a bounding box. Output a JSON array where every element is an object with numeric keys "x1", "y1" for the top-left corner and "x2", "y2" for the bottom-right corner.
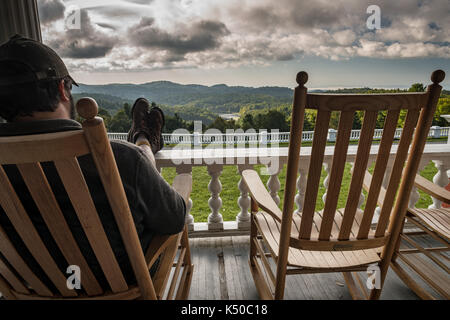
[
  {"x1": 39, "y1": 0, "x2": 449, "y2": 72},
  {"x1": 129, "y1": 17, "x2": 230, "y2": 55},
  {"x1": 49, "y1": 10, "x2": 118, "y2": 59},
  {"x1": 123, "y1": 0, "x2": 155, "y2": 4},
  {"x1": 38, "y1": 0, "x2": 65, "y2": 25}
]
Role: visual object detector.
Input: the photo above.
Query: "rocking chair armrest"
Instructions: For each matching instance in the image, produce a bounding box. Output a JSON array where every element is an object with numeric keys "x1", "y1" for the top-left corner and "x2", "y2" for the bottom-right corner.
[
  {"x1": 144, "y1": 174, "x2": 192, "y2": 268},
  {"x1": 172, "y1": 173, "x2": 192, "y2": 206},
  {"x1": 362, "y1": 170, "x2": 387, "y2": 208},
  {"x1": 242, "y1": 169, "x2": 282, "y2": 222},
  {"x1": 414, "y1": 174, "x2": 450, "y2": 203},
  {"x1": 145, "y1": 234, "x2": 179, "y2": 268}
]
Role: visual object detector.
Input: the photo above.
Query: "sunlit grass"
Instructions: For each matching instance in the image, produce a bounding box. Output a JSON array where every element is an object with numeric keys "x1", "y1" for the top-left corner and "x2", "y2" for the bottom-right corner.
[{"x1": 161, "y1": 160, "x2": 437, "y2": 223}]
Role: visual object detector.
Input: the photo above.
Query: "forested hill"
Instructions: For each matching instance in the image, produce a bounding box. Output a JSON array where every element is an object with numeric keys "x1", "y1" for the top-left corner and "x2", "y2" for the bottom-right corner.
[
  {"x1": 72, "y1": 81, "x2": 293, "y2": 114},
  {"x1": 72, "y1": 81, "x2": 449, "y2": 131}
]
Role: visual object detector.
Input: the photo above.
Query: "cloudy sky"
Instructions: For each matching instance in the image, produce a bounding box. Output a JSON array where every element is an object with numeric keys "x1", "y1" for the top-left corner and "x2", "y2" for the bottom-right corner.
[{"x1": 37, "y1": 0, "x2": 449, "y2": 88}]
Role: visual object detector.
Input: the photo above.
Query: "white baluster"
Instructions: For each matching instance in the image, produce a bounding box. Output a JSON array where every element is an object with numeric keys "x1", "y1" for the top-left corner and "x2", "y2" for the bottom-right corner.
[
  {"x1": 294, "y1": 161, "x2": 309, "y2": 215},
  {"x1": 374, "y1": 158, "x2": 393, "y2": 222},
  {"x1": 176, "y1": 165, "x2": 194, "y2": 231},
  {"x1": 322, "y1": 159, "x2": 332, "y2": 205},
  {"x1": 207, "y1": 164, "x2": 223, "y2": 230},
  {"x1": 236, "y1": 164, "x2": 253, "y2": 230},
  {"x1": 409, "y1": 160, "x2": 429, "y2": 208},
  {"x1": 428, "y1": 160, "x2": 450, "y2": 209},
  {"x1": 266, "y1": 165, "x2": 282, "y2": 206}
]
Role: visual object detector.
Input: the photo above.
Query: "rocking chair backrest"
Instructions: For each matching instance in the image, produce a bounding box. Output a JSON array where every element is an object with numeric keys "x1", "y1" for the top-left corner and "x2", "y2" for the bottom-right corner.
[
  {"x1": 0, "y1": 98, "x2": 156, "y2": 299},
  {"x1": 280, "y1": 70, "x2": 445, "y2": 253}
]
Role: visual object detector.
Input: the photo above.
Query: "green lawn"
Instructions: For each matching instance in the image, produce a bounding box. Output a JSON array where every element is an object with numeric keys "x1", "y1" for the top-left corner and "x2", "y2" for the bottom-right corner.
[{"x1": 161, "y1": 160, "x2": 438, "y2": 222}]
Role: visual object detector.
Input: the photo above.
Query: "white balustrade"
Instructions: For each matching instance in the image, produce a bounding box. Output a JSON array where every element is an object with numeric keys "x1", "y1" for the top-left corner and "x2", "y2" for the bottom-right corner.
[
  {"x1": 207, "y1": 164, "x2": 224, "y2": 230},
  {"x1": 408, "y1": 160, "x2": 430, "y2": 208},
  {"x1": 108, "y1": 126, "x2": 450, "y2": 145},
  {"x1": 150, "y1": 143, "x2": 450, "y2": 236},
  {"x1": 236, "y1": 164, "x2": 253, "y2": 229},
  {"x1": 294, "y1": 161, "x2": 309, "y2": 215},
  {"x1": 176, "y1": 165, "x2": 195, "y2": 231},
  {"x1": 322, "y1": 159, "x2": 332, "y2": 205},
  {"x1": 266, "y1": 165, "x2": 282, "y2": 206},
  {"x1": 428, "y1": 159, "x2": 450, "y2": 209}
]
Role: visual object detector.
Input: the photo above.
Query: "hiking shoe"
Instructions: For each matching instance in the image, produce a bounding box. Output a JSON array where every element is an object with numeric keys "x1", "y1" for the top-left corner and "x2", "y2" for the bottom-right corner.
[
  {"x1": 127, "y1": 98, "x2": 151, "y2": 144},
  {"x1": 147, "y1": 105, "x2": 165, "y2": 154}
]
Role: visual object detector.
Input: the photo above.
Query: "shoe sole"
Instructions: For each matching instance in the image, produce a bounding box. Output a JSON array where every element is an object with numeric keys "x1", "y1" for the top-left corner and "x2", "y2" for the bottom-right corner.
[
  {"x1": 128, "y1": 97, "x2": 150, "y2": 143},
  {"x1": 149, "y1": 106, "x2": 166, "y2": 149}
]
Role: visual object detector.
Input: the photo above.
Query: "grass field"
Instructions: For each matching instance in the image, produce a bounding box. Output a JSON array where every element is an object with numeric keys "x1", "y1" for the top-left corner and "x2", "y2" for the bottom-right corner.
[{"x1": 161, "y1": 160, "x2": 439, "y2": 223}]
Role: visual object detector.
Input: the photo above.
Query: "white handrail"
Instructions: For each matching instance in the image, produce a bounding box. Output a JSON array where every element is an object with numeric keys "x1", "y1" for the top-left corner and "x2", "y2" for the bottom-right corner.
[{"x1": 108, "y1": 126, "x2": 450, "y2": 144}]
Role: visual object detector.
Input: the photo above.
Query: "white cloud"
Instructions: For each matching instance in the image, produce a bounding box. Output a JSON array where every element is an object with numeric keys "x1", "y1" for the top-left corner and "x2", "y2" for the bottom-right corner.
[{"x1": 38, "y1": 0, "x2": 450, "y2": 72}]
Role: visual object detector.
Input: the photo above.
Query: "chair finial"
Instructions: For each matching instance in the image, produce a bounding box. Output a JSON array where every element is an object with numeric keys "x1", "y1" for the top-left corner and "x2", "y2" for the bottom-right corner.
[
  {"x1": 76, "y1": 97, "x2": 99, "y2": 120},
  {"x1": 431, "y1": 70, "x2": 445, "y2": 84},
  {"x1": 296, "y1": 71, "x2": 308, "y2": 86}
]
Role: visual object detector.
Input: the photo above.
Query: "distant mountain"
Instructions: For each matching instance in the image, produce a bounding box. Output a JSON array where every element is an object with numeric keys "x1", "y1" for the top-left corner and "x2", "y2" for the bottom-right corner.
[{"x1": 72, "y1": 81, "x2": 294, "y2": 114}]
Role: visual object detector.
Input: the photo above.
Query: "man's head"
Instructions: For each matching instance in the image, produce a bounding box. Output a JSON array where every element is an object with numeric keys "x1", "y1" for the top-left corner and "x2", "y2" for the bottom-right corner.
[{"x1": 0, "y1": 35, "x2": 78, "y2": 122}]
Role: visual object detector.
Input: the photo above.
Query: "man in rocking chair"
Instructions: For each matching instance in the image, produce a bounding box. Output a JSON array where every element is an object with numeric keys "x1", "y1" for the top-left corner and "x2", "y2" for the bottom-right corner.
[{"x1": 0, "y1": 35, "x2": 186, "y2": 289}]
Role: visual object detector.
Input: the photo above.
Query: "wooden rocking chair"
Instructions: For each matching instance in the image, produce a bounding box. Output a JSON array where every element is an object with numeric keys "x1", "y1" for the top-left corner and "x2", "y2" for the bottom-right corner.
[
  {"x1": 389, "y1": 174, "x2": 450, "y2": 299},
  {"x1": 243, "y1": 70, "x2": 445, "y2": 299},
  {"x1": 0, "y1": 97, "x2": 193, "y2": 300}
]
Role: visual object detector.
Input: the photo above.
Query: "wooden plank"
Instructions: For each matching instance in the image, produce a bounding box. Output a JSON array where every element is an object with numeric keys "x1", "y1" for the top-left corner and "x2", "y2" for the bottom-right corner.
[
  {"x1": 358, "y1": 109, "x2": 400, "y2": 239},
  {"x1": 166, "y1": 247, "x2": 186, "y2": 299},
  {"x1": 54, "y1": 158, "x2": 129, "y2": 293},
  {"x1": 232, "y1": 236, "x2": 259, "y2": 299},
  {"x1": 0, "y1": 130, "x2": 89, "y2": 165},
  {"x1": 306, "y1": 92, "x2": 427, "y2": 112},
  {"x1": 0, "y1": 166, "x2": 75, "y2": 297},
  {"x1": 17, "y1": 162, "x2": 103, "y2": 296},
  {"x1": 375, "y1": 109, "x2": 420, "y2": 236},
  {"x1": 339, "y1": 110, "x2": 377, "y2": 240},
  {"x1": 0, "y1": 255, "x2": 30, "y2": 294},
  {"x1": 299, "y1": 109, "x2": 331, "y2": 239},
  {"x1": 342, "y1": 272, "x2": 364, "y2": 300},
  {"x1": 206, "y1": 237, "x2": 221, "y2": 300},
  {"x1": 224, "y1": 236, "x2": 246, "y2": 300},
  {"x1": 414, "y1": 175, "x2": 450, "y2": 204},
  {"x1": 390, "y1": 260, "x2": 435, "y2": 300},
  {"x1": 399, "y1": 253, "x2": 450, "y2": 299},
  {"x1": 0, "y1": 273, "x2": 16, "y2": 300},
  {"x1": 320, "y1": 111, "x2": 354, "y2": 240},
  {"x1": 411, "y1": 209, "x2": 449, "y2": 241},
  {"x1": 0, "y1": 225, "x2": 52, "y2": 296},
  {"x1": 242, "y1": 170, "x2": 282, "y2": 222},
  {"x1": 152, "y1": 234, "x2": 181, "y2": 299},
  {"x1": 79, "y1": 100, "x2": 156, "y2": 299}
]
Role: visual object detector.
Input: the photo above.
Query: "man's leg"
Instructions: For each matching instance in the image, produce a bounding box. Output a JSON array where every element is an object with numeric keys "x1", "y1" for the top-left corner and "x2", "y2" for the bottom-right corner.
[{"x1": 136, "y1": 134, "x2": 157, "y2": 168}]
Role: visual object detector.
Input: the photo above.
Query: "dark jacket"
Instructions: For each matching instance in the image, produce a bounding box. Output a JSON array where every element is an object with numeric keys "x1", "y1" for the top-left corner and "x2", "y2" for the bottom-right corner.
[{"x1": 0, "y1": 119, "x2": 186, "y2": 292}]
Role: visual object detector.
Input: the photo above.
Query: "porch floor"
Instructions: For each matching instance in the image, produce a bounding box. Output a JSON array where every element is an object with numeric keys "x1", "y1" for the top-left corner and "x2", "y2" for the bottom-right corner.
[{"x1": 187, "y1": 234, "x2": 447, "y2": 300}]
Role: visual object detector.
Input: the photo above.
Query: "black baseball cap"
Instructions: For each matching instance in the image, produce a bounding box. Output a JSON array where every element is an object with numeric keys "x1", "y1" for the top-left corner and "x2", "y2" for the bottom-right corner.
[{"x1": 0, "y1": 34, "x2": 78, "y2": 87}]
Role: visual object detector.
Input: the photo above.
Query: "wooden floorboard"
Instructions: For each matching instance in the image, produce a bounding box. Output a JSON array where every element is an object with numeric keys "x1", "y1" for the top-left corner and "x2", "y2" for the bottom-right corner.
[{"x1": 186, "y1": 235, "x2": 441, "y2": 300}]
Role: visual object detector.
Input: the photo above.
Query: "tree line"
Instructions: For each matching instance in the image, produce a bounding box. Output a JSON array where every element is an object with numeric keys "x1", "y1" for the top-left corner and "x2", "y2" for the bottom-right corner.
[{"x1": 83, "y1": 83, "x2": 450, "y2": 133}]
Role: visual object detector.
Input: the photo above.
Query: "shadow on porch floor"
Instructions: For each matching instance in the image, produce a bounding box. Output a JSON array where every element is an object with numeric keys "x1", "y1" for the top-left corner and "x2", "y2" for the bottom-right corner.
[{"x1": 188, "y1": 235, "x2": 446, "y2": 300}]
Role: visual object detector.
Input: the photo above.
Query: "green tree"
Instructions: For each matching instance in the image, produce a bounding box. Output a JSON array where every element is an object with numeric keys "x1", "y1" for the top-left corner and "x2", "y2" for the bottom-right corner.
[
  {"x1": 98, "y1": 107, "x2": 111, "y2": 130},
  {"x1": 123, "y1": 103, "x2": 131, "y2": 118},
  {"x1": 254, "y1": 109, "x2": 289, "y2": 131},
  {"x1": 408, "y1": 83, "x2": 425, "y2": 92},
  {"x1": 109, "y1": 108, "x2": 132, "y2": 132},
  {"x1": 207, "y1": 117, "x2": 238, "y2": 132},
  {"x1": 241, "y1": 113, "x2": 255, "y2": 131}
]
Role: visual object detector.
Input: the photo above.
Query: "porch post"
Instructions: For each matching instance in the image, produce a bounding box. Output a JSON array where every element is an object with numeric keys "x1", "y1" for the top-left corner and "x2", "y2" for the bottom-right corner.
[{"x1": 0, "y1": 0, "x2": 42, "y2": 44}]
